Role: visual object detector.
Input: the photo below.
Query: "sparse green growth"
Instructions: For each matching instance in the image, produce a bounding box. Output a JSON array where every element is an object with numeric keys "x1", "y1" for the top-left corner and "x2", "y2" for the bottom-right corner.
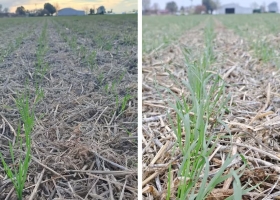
[
  {"x1": 121, "y1": 93, "x2": 132, "y2": 113},
  {"x1": 0, "y1": 91, "x2": 35, "y2": 200},
  {"x1": 143, "y1": 15, "x2": 208, "y2": 53}
]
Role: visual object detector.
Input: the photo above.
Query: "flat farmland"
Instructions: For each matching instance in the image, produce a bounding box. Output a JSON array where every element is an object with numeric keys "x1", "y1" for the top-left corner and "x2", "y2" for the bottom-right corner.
[
  {"x1": 142, "y1": 14, "x2": 280, "y2": 199},
  {"x1": 0, "y1": 15, "x2": 137, "y2": 199}
]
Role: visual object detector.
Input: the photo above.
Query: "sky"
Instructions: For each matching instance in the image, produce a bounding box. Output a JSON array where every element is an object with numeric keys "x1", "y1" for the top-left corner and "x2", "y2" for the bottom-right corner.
[
  {"x1": 1, "y1": 0, "x2": 137, "y2": 13},
  {"x1": 150, "y1": 0, "x2": 277, "y2": 9}
]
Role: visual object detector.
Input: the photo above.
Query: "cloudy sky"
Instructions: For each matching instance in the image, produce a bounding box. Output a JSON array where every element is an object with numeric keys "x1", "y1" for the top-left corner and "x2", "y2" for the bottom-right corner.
[
  {"x1": 1, "y1": 0, "x2": 137, "y2": 13},
  {"x1": 150, "y1": 0, "x2": 276, "y2": 9}
]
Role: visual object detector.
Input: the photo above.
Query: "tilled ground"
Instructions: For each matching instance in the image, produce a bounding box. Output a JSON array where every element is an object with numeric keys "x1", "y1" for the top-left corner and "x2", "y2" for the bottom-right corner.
[
  {"x1": 142, "y1": 18, "x2": 280, "y2": 199},
  {"x1": 0, "y1": 17, "x2": 137, "y2": 200}
]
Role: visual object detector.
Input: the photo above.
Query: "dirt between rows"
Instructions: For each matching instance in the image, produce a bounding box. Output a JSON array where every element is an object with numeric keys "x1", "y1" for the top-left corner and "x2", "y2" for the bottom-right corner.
[
  {"x1": 142, "y1": 18, "x2": 280, "y2": 199},
  {"x1": 0, "y1": 19, "x2": 137, "y2": 199}
]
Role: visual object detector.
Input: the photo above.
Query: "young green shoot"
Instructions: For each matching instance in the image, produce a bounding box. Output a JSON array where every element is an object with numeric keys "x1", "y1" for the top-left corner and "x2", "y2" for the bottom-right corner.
[
  {"x1": 164, "y1": 18, "x2": 253, "y2": 199},
  {"x1": 0, "y1": 91, "x2": 35, "y2": 200}
]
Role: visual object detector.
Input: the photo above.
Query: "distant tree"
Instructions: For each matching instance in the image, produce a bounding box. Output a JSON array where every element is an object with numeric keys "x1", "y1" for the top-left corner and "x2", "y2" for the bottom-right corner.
[
  {"x1": 106, "y1": 9, "x2": 112, "y2": 13},
  {"x1": 180, "y1": 6, "x2": 185, "y2": 13},
  {"x1": 202, "y1": 0, "x2": 217, "y2": 13},
  {"x1": 37, "y1": 9, "x2": 49, "y2": 16},
  {"x1": 260, "y1": 5, "x2": 265, "y2": 12},
  {"x1": 194, "y1": 5, "x2": 207, "y2": 14},
  {"x1": 214, "y1": 0, "x2": 221, "y2": 8},
  {"x1": 26, "y1": 9, "x2": 38, "y2": 16},
  {"x1": 0, "y1": 4, "x2": 2, "y2": 13},
  {"x1": 4, "y1": 7, "x2": 9, "y2": 13},
  {"x1": 260, "y1": 2, "x2": 266, "y2": 12},
  {"x1": 143, "y1": 0, "x2": 151, "y2": 12},
  {"x1": 166, "y1": 1, "x2": 178, "y2": 14},
  {"x1": 152, "y1": 3, "x2": 159, "y2": 12},
  {"x1": 251, "y1": 2, "x2": 259, "y2": 9},
  {"x1": 83, "y1": 6, "x2": 89, "y2": 14},
  {"x1": 97, "y1": 6, "x2": 106, "y2": 14},
  {"x1": 16, "y1": 6, "x2": 26, "y2": 15},
  {"x1": 89, "y1": 8, "x2": 95, "y2": 14},
  {"x1": 190, "y1": 0, "x2": 193, "y2": 10},
  {"x1": 211, "y1": 1, "x2": 218, "y2": 11},
  {"x1": 54, "y1": 2, "x2": 60, "y2": 13},
  {"x1": 44, "y1": 3, "x2": 56, "y2": 15}
]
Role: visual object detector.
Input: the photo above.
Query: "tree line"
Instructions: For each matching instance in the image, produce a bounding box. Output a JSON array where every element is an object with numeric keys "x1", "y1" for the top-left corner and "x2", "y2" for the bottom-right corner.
[
  {"x1": 15, "y1": 3, "x2": 57, "y2": 16},
  {"x1": 0, "y1": 4, "x2": 9, "y2": 13},
  {"x1": 15, "y1": 3, "x2": 109, "y2": 16},
  {"x1": 143, "y1": 0, "x2": 220, "y2": 14},
  {"x1": 87, "y1": 6, "x2": 108, "y2": 15}
]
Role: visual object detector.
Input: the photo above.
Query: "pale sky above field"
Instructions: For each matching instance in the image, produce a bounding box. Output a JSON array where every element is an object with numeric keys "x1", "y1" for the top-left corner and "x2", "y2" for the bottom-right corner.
[
  {"x1": 1, "y1": 0, "x2": 137, "y2": 13},
  {"x1": 149, "y1": 0, "x2": 278, "y2": 9}
]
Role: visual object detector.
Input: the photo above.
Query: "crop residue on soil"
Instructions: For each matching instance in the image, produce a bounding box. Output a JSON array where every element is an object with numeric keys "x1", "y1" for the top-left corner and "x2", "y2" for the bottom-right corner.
[
  {"x1": 142, "y1": 15, "x2": 280, "y2": 199},
  {"x1": 0, "y1": 15, "x2": 137, "y2": 199}
]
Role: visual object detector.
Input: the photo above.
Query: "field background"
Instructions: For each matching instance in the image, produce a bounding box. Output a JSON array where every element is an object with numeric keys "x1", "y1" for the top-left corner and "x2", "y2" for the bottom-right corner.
[
  {"x1": 0, "y1": 15, "x2": 138, "y2": 199},
  {"x1": 142, "y1": 14, "x2": 280, "y2": 199}
]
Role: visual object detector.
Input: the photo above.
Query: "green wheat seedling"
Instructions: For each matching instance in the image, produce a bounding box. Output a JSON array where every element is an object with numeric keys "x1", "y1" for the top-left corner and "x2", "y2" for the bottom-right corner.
[
  {"x1": 104, "y1": 41, "x2": 113, "y2": 51},
  {"x1": 88, "y1": 51, "x2": 97, "y2": 71},
  {"x1": 53, "y1": 20, "x2": 80, "y2": 54},
  {"x1": 105, "y1": 73, "x2": 125, "y2": 94},
  {"x1": 111, "y1": 80, "x2": 116, "y2": 93},
  {"x1": 114, "y1": 93, "x2": 131, "y2": 116},
  {"x1": 123, "y1": 34, "x2": 136, "y2": 45},
  {"x1": 166, "y1": 59, "x2": 241, "y2": 199},
  {"x1": 121, "y1": 94, "x2": 132, "y2": 113},
  {"x1": 61, "y1": 32, "x2": 68, "y2": 42},
  {"x1": 217, "y1": 15, "x2": 279, "y2": 66},
  {"x1": 15, "y1": 34, "x2": 24, "y2": 48},
  {"x1": 105, "y1": 82, "x2": 116, "y2": 94},
  {"x1": 104, "y1": 83, "x2": 109, "y2": 93},
  {"x1": 251, "y1": 38, "x2": 274, "y2": 63},
  {"x1": 126, "y1": 130, "x2": 132, "y2": 137},
  {"x1": 79, "y1": 46, "x2": 87, "y2": 61},
  {"x1": 0, "y1": 91, "x2": 35, "y2": 200},
  {"x1": 1, "y1": 23, "x2": 41, "y2": 69},
  {"x1": 34, "y1": 87, "x2": 44, "y2": 104},
  {"x1": 97, "y1": 40, "x2": 103, "y2": 49},
  {"x1": 35, "y1": 20, "x2": 49, "y2": 87},
  {"x1": 97, "y1": 72, "x2": 104, "y2": 85},
  {"x1": 204, "y1": 20, "x2": 216, "y2": 64},
  {"x1": 115, "y1": 95, "x2": 119, "y2": 112},
  {"x1": 1, "y1": 21, "x2": 49, "y2": 199},
  {"x1": 104, "y1": 79, "x2": 116, "y2": 94},
  {"x1": 0, "y1": 32, "x2": 27, "y2": 63},
  {"x1": 70, "y1": 35, "x2": 78, "y2": 50},
  {"x1": 0, "y1": 21, "x2": 48, "y2": 199},
  {"x1": 165, "y1": 59, "x2": 252, "y2": 199},
  {"x1": 164, "y1": 21, "x2": 255, "y2": 198},
  {"x1": 118, "y1": 72, "x2": 125, "y2": 84},
  {"x1": 143, "y1": 15, "x2": 207, "y2": 53}
]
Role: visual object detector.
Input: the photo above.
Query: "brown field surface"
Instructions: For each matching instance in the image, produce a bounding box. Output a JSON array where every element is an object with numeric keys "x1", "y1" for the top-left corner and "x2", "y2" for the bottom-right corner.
[
  {"x1": 0, "y1": 15, "x2": 137, "y2": 199},
  {"x1": 142, "y1": 14, "x2": 280, "y2": 199}
]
